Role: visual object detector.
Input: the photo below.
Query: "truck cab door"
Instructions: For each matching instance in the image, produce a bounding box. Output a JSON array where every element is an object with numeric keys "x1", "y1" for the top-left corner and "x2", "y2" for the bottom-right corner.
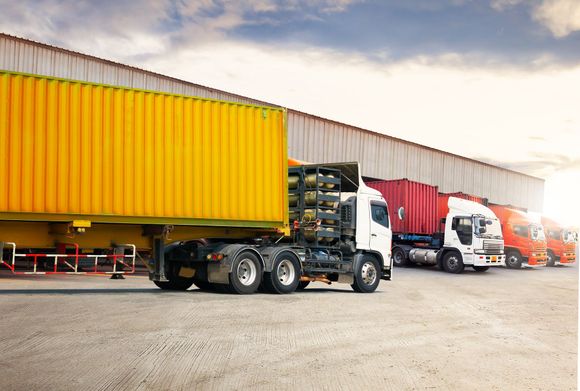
[
  {"x1": 368, "y1": 200, "x2": 392, "y2": 266},
  {"x1": 446, "y1": 215, "x2": 474, "y2": 264}
]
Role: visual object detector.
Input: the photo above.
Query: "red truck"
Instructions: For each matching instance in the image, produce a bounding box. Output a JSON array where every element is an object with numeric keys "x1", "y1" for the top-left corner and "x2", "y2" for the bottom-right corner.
[
  {"x1": 541, "y1": 216, "x2": 576, "y2": 266},
  {"x1": 489, "y1": 205, "x2": 547, "y2": 268}
]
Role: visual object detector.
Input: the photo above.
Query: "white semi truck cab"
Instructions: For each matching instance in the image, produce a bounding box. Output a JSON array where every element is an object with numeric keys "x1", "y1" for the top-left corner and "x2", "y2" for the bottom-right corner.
[
  {"x1": 157, "y1": 162, "x2": 393, "y2": 294},
  {"x1": 393, "y1": 197, "x2": 505, "y2": 273}
]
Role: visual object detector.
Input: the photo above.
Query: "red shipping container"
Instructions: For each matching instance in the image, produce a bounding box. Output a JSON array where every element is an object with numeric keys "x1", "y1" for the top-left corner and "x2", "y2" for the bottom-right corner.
[
  {"x1": 366, "y1": 179, "x2": 438, "y2": 235},
  {"x1": 437, "y1": 192, "x2": 485, "y2": 223}
]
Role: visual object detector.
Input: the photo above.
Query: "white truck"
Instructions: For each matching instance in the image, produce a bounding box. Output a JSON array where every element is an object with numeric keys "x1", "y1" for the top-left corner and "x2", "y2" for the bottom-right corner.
[{"x1": 392, "y1": 197, "x2": 506, "y2": 273}]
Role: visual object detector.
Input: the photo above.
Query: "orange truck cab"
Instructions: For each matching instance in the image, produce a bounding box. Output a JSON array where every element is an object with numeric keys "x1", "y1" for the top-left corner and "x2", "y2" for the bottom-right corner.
[
  {"x1": 489, "y1": 205, "x2": 547, "y2": 268},
  {"x1": 541, "y1": 217, "x2": 576, "y2": 266}
]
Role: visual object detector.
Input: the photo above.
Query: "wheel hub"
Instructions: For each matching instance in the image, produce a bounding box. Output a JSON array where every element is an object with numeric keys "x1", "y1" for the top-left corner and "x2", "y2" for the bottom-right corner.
[
  {"x1": 237, "y1": 258, "x2": 257, "y2": 286},
  {"x1": 361, "y1": 261, "x2": 377, "y2": 285},
  {"x1": 277, "y1": 259, "x2": 296, "y2": 286},
  {"x1": 448, "y1": 256, "x2": 458, "y2": 269}
]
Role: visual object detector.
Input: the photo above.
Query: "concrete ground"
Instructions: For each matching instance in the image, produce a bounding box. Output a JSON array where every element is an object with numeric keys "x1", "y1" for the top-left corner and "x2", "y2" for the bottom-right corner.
[{"x1": 0, "y1": 265, "x2": 576, "y2": 391}]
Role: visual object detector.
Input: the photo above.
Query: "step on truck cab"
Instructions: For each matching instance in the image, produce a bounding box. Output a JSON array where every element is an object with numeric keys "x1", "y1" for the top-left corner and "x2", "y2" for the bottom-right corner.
[
  {"x1": 367, "y1": 179, "x2": 505, "y2": 273},
  {"x1": 489, "y1": 205, "x2": 547, "y2": 268},
  {"x1": 541, "y1": 216, "x2": 576, "y2": 266}
]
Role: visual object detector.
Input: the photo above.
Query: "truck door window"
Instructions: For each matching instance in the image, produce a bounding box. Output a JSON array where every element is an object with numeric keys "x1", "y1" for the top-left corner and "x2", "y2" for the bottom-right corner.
[
  {"x1": 452, "y1": 217, "x2": 472, "y2": 245},
  {"x1": 371, "y1": 203, "x2": 389, "y2": 228},
  {"x1": 513, "y1": 225, "x2": 528, "y2": 238},
  {"x1": 548, "y1": 229, "x2": 561, "y2": 240}
]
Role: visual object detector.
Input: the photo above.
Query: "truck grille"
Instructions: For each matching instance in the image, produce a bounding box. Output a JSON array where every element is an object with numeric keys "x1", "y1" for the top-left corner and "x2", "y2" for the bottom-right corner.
[
  {"x1": 483, "y1": 241, "x2": 504, "y2": 254},
  {"x1": 533, "y1": 242, "x2": 547, "y2": 252}
]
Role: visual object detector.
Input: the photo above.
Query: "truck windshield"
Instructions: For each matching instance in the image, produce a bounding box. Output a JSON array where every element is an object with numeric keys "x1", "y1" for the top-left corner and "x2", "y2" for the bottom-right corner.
[
  {"x1": 530, "y1": 225, "x2": 546, "y2": 241},
  {"x1": 474, "y1": 216, "x2": 502, "y2": 239},
  {"x1": 562, "y1": 229, "x2": 574, "y2": 243}
]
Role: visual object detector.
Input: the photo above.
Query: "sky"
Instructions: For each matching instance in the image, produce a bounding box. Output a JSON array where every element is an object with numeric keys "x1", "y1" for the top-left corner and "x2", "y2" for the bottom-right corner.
[{"x1": 0, "y1": 0, "x2": 579, "y2": 226}]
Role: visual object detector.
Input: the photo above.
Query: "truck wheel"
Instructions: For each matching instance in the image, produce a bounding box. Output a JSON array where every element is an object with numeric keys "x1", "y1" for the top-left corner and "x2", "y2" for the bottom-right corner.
[
  {"x1": 228, "y1": 251, "x2": 262, "y2": 294},
  {"x1": 351, "y1": 256, "x2": 380, "y2": 293},
  {"x1": 263, "y1": 253, "x2": 300, "y2": 294},
  {"x1": 392, "y1": 247, "x2": 408, "y2": 267},
  {"x1": 442, "y1": 252, "x2": 464, "y2": 274},
  {"x1": 473, "y1": 266, "x2": 489, "y2": 272},
  {"x1": 153, "y1": 263, "x2": 195, "y2": 291},
  {"x1": 546, "y1": 251, "x2": 555, "y2": 267},
  {"x1": 505, "y1": 251, "x2": 522, "y2": 269}
]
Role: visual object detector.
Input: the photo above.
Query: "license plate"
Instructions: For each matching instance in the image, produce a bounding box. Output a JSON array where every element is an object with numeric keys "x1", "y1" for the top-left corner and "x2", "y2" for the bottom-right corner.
[{"x1": 491, "y1": 256, "x2": 497, "y2": 261}]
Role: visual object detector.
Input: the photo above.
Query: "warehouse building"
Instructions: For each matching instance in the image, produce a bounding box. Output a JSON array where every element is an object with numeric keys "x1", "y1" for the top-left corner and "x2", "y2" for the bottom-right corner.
[{"x1": 0, "y1": 33, "x2": 544, "y2": 211}]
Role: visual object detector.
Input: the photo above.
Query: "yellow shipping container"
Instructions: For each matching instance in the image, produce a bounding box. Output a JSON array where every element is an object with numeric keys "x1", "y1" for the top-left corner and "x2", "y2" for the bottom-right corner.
[{"x1": 0, "y1": 71, "x2": 288, "y2": 229}]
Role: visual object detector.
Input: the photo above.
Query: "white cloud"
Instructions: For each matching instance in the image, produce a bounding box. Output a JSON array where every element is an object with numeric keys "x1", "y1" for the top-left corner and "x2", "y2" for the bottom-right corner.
[
  {"x1": 491, "y1": 0, "x2": 580, "y2": 38},
  {"x1": 532, "y1": 0, "x2": 580, "y2": 37},
  {"x1": 490, "y1": 0, "x2": 525, "y2": 12}
]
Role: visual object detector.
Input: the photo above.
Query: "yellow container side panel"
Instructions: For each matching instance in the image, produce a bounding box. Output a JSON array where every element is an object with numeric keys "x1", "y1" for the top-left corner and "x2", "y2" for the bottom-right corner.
[{"x1": 0, "y1": 72, "x2": 287, "y2": 227}]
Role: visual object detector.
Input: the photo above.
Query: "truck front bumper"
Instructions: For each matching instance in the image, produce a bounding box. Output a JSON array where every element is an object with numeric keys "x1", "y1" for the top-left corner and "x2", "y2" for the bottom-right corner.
[
  {"x1": 524, "y1": 253, "x2": 547, "y2": 267},
  {"x1": 556, "y1": 253, "x2": 576, "y2": 265},
  {"x1": 473, "y1": 254, "x2": 505, "y2": 267}
]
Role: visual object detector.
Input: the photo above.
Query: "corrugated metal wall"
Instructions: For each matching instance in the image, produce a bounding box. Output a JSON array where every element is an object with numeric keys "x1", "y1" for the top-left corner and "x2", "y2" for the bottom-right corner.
[{"x1": 0, "y1": 33, "x2": 545, "y2": 211}]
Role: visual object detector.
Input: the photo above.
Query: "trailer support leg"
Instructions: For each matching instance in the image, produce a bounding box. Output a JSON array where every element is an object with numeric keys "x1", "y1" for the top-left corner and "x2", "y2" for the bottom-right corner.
[{"x1": 151, "y1": 237, "x2": 168, "y2": 282}]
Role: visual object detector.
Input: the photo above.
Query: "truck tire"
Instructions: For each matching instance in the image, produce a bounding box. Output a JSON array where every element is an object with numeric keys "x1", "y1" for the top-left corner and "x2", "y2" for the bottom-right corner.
[
  {"x1": 442, "y1": 252, "x2": 464, "y2": 274},
  {"x1": 546, "y1": 250, "x2": 556, "y2": 267},
  {"x1": 351, "y1": 256, "x2": 380, "y2": 293},
  {"x1": 297, "y1": 281, "x2": 310, "y2": 290},
  {"x1": 153, "y1": 263, "x2": 195, "y2": 291},
  {"x1": 392, "y1": 247, "x2": 408, "y2": 267},
  {"x1": 505, "y1": 251, "x2": 522, "y2": 269},
  {"x1": 262, "y1": 253, "x2": 300, "y2": 294},
  {"x1": 228, "y1": 251, "x2": 263, "y2": 294},
  {"x1": 473, "y1": 266, "x2": 490, "y2": 272}
]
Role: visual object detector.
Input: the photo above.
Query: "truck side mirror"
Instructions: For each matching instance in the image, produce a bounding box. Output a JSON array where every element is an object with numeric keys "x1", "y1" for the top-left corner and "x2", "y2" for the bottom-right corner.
[
  {"x1": 478, "y1": 227, "x2": 486, "y2": 234},
  {"x1": 397, "y1": 207, "x2": 405, "y2": 221}
]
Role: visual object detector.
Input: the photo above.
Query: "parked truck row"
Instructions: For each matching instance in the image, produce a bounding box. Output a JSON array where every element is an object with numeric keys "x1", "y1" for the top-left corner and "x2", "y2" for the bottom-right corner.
[
  {"x1": 365, "y1": 178, "x2": 575, "y2": 273},
  {"x1": 0, "y1": 71, "x2": 576, "y2": 294}
]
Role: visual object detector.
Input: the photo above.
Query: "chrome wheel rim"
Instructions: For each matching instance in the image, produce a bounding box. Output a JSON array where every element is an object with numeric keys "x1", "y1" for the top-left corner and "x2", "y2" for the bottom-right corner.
[
  {"x1": 277, "y1": 259, "x2": 296, "y2": 286},
  {"x1": 507, "y1": 255, "x2": 519, "y2": 267},
  {"x1": 237, "y1": 258, "x2": 257, "y2": 286},
  {"x1": 361, "y1": 261, "x2": 377, "y2": 285},
  {"x1": 447, "y1": 256, "x2": 459, "y2": 270}
]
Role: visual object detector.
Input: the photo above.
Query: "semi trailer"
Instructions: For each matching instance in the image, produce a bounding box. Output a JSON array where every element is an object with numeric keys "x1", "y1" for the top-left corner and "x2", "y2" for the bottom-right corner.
[
  {"x1": 488, "y1": 205, "x2": 547, "y2": 268},
  {"x1": 541, "y1": 216, "x2": 576, "y2": 266},
  {"x1": 366, "y1": 179, "x2": 505, "y2": 273},
  {"x1": 0, "y1": 70, "x2": 392, "y2": 294}
]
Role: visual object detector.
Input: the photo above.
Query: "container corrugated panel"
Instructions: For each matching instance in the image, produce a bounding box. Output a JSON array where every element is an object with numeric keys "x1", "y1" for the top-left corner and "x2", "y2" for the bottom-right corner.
[
  {"x1": 0, "y1": 33, "x2": 546, "y2": 211},
  {"x1": 437, "y1": 192, "x2": 485, "y2": 223},
  {"x1": 0, "y1": 71, "x2": 288, "y2": 227},
  {"x1": 366, "y1": 179, "x2": 438, "y2": 235}
]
